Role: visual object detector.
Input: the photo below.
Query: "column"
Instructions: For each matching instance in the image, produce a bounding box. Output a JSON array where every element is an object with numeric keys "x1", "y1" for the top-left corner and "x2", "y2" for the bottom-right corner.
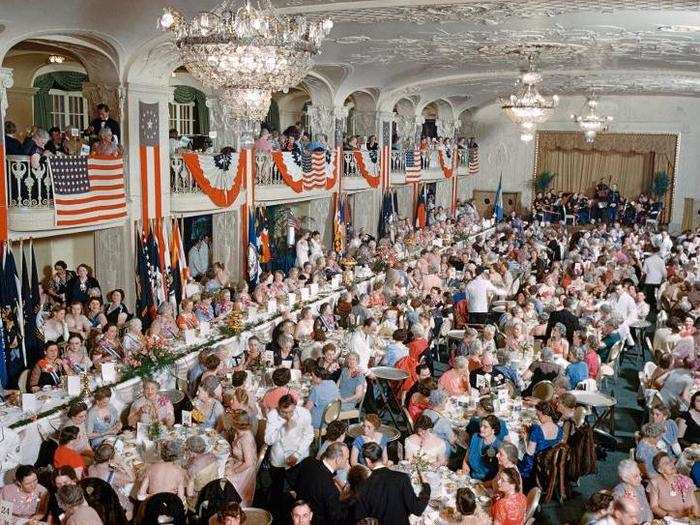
[
  {"x1": 413, "y1": 115, "x2": 426, "y2": 144},
  {"x1": 94, "y1": 223, "x2": 135, "y2": 303},
  {"x1": 307, "y1": 105, "x2": 335, "y2": 145},
  {"x1": 0, "y1": 67, "x2": 14, "y2": 241},
  {"x1": 82, "y1": 82, "x2": 125, "y2": 123},
  {"x1": 212, "y1": 209, "x2": 242, "y2": 280},
  {"x1": 333, "y1": 105, "x2": 349, "y2": 148}
]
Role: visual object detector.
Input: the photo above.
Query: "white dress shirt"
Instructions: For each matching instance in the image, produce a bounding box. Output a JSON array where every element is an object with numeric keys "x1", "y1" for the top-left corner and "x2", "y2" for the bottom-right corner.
[
  {"x1": 264, "y1": 406, "x2": 314, "y2": 468},
  {"x1": 642, "y1": 254, "x2": 666, "y2": 285},
  {"x1": 349, "y1": 330, "x2": 373, "y2": 372},
  {"x1": 188, "y1": 242, "x2": 210, "y2": 278},
  {"x1": 465, "y1": 275, "x2": 508, "y2": 313}
]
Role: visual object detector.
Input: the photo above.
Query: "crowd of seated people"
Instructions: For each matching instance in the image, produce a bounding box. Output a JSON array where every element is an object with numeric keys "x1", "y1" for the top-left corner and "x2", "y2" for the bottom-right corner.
[{"x1": 1, "y1": 188, "x2": 700, "y2": 524}]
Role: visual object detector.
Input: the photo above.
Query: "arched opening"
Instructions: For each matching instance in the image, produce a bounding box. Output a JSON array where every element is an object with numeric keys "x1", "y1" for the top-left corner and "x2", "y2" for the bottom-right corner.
[{"x1": 169, "y1": 67, "x2": 211, "y2": 139}]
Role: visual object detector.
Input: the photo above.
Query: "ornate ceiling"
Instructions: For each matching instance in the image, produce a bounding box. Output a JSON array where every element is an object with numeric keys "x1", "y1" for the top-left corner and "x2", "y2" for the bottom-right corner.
[{"x1": 0, "y1": 0, "x2": 698, "y2": 111}]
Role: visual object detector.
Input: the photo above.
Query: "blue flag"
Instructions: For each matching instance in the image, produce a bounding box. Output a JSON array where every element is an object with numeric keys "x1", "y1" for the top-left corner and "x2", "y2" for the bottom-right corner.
[{"x1": 494, "y1": 173, "x2": 504, "y2": 222}]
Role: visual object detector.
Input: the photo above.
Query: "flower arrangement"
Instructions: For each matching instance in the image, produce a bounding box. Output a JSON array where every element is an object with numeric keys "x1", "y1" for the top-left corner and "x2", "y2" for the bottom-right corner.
[
  {"x1": 191, "y1": 408, "x2": 205, "y2": 424},
  {"x1": 120, "y1": 341, "x2": 177, "y2": 381},
  {"x1": 147, "y1": 421, "x2": 163, "y2": 441},
  {"x1": 410, "y1": 450, "x2": 433, "y2": 474},
  {"x1": 220, "y1": 309, "x2": 245, "y2": 338}
]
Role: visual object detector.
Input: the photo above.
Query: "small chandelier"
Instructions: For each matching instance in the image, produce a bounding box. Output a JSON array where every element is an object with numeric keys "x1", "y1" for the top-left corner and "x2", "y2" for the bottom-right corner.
[
  {"x1": 159, "y1": 1, "x2": 332, "y2": 122},
  {"x1": 501, "y1": 54, "x2": 559, "y2": 142},
  {"x1": 571, "y1": 95, "x2": 613, "y2": 143},
  {"x1": 48, "y1": 55, "x2": 65, "y2": 64}
]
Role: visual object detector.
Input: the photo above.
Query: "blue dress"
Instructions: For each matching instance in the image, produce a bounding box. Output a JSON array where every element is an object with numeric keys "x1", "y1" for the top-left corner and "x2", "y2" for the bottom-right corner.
[
  {"x1": 337, "y1": 369, "x2": 365, "y2": 411},
  {"x1": 519, "y1": 424, "x2": 563, "y2": 478},
  {"x1": 467, "y1": 434, "x2": 502, "y2": 481},
  {"x1": 352, "y1": 434, "x2": 388, "y2": 466}
]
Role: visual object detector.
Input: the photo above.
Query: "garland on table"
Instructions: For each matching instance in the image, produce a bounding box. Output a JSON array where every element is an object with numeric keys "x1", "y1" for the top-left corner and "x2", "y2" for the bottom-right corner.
[
  {"x1": 120, "y1": 343, "x2": 178, "y2": 381},
  {"x1": 219, "y1": 309, "x2": 246, "y2": 338}
]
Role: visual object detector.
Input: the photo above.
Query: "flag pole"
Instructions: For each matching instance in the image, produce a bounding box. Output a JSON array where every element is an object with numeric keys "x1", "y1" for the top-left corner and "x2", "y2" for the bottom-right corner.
[{"x1": 16, "y1": 239, "x2": 27, "y2": 367}]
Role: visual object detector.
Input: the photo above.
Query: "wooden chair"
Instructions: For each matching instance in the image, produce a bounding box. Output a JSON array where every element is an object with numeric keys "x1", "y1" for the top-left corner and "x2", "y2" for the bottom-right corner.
[
  {"x1": 599, "y1": 341, "x2": 623, "y2": 392},
  {"x1": 525, "y1": 487, "x2": 541, "y2": 523},
  {"x1": 531, "y1": 380, "x2": 554, "y2": 402},
  {"x1": 242, "y1": 507, "x2": 272, "y2": 525},
  {"x1": 316, "y1": 399, "x2": 342, "y2": 448},
  {"x1": 17, "y1": 369, "x2": 29, "y2": 393},
  {"x1": 338, "y1": 384, "x2": 365, "y2": 423}
]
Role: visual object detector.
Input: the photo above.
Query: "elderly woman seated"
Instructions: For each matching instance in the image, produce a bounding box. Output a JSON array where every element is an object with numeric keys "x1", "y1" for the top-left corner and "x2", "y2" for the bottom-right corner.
[
  {"x1": 648, "y1": 452, "x2": 700, "y2": 519},
  {"x1": 438, "y1": 356, "x2": 471, "y2": 396},
  {"x1": 128, "y1": 379, "x2": 175, "y2": 428},
  {"x1": 137, "y1": 440, "x2": 187, "y2": 503},
  {"x1": 184, "y1": 435, "x2": 219, "y2": 508}
]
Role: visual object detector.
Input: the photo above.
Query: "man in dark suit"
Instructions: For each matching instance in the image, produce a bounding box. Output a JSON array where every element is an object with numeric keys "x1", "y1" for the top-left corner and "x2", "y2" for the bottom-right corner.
[
  {"x1": 286, "y1": 442, "x2": 348, "y2": 525},
  {"x1": 545, "y1": 296, "x2": 581, "y2": 344},
  {"x1": 355, "y1": 442, "x2": 430, "y2": 525},
  {"x1": 4, "y1": 121, "x2": 26, "y2": 155},
  {"x1": 88, "y1": 103, "x2": 120, "y2": 142}
]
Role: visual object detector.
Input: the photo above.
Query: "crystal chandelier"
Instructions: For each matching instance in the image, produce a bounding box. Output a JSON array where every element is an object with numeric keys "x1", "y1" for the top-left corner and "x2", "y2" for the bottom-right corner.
[
  {"x1": 159, "y1": 1, "x2": 332, "y2": 122},
  {"x1": 571, "y1": 96, "x2": 613, "y2": 143},
  {"x1": 501, "y1": 55, "x2": 559, "y2": 142}
]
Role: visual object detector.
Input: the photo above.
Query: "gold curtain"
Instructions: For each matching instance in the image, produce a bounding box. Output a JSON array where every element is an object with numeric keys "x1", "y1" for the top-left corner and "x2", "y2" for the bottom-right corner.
[
  {"x1": 541, "y1": 148, "x2": 655, "y2": 198},
  {"x1": 535, "y1": 132, "x2": 679, "y2": 223}
]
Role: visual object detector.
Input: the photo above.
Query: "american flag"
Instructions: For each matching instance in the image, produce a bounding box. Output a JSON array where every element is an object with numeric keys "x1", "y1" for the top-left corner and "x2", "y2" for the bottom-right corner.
[
  {"x1": 300, "y1": 151, "x2": 329, "y2": 190},
  {"x1": 48, "y1": 155, "x2": 127, "y2": 227},
  {"x1": 468, "y1": 140, "x2": 480, "y2": 175},
  {"x1": 405, "y1": 148, "x2": 422, "y2": 183}
]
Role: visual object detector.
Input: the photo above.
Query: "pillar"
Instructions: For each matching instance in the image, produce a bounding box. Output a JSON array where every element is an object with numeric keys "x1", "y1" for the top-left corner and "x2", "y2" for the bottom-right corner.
[
  {"x1": 94, "y1": 223, "x2": 135, "y2": 303},
  {"x1": 82, "y1": 82, "x2": 125, "y2": 122},
  {"x1": 333, "y1": 105, "x2": 349, "y2": 148},
  {"x1": 307, "y1": 105, "x2": 335, "y2": 145},
  {"x1": 212, "y1": 209, "x2": 242, "y2": 281},
  {"x1": 0, "y1": 67, "x2": 14, "y2": 241}
]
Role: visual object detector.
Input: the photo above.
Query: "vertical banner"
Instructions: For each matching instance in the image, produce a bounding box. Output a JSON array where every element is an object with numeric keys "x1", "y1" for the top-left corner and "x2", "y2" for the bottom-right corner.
[{"x1": 139, "y1": 102, "x2": 162, "y2": 234}]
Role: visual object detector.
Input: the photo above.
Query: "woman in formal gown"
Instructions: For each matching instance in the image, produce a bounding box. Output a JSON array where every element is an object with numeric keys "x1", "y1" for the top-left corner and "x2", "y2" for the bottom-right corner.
[{"x1": 225, "y1": 410, "x2": 258, "y2": 506}]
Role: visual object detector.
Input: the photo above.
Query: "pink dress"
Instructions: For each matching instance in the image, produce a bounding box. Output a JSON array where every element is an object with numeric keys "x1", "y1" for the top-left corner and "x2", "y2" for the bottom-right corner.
[{"x1": 225, "y1": 429, "x2": 257, "y2": 506}]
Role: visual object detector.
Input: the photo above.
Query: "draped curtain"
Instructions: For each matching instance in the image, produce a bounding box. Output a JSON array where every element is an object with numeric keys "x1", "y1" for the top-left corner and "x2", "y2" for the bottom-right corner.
[
  {"x1": 33, "y1": 71, "x2": 89, "y2": 129},
  {"x1": 541, "y1": 148, "x2": 655, "y2": 198},
  {"x1": 173, "y1": 85, "x2": 209, "y2": 134},
  {"x1": 535, "y1": 131, "x2": 678, "y2": 223},
  {"x1": 264, "y1": 99, "x2": 280, "y2": 132}
]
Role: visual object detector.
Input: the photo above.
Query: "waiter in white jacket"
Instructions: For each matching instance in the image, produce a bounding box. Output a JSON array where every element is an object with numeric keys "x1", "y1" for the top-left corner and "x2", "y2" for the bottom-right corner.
[{"x1": 465, "y1": 267, "x2": 509, "y2": 325}]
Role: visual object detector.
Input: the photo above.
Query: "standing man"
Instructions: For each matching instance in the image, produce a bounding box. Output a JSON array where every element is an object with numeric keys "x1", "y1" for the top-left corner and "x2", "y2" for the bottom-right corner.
[
  {"x1": 465, "y1": 267, "x2": 509, "y2": 325},
  {"x1": 355, "y1": 442, "x2": 430, "y2": 525},
  {"x1": 641, "y1": 246, "x2": 666, "y2": 313},
  {"x1": 88, "y1": 103, "x2": 120, "y2": 142},
  {"x1": 188, "y1": 235, "x2": 210, "y2": 279},
  {"x1": 286, "y1": 442, "x2": 349, "y2": 524}
]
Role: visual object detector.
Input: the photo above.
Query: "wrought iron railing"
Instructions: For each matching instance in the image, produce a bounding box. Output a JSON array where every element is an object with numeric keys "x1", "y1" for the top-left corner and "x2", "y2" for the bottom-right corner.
[{"x1": 5, "y1": 155, "x2": 54, "y2": 208}]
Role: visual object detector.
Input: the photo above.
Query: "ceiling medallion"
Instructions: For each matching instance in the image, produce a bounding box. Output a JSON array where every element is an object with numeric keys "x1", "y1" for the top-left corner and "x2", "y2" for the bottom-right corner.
[
  {"x1": 500, "y1": 52, "x2": 559, "y2": 143},
  {"x1": 158, "y1": 0, "x2": 332, "y2": 124},
  {"x1": 571, "y1": 95, "x2": 613, "y2": 143}
]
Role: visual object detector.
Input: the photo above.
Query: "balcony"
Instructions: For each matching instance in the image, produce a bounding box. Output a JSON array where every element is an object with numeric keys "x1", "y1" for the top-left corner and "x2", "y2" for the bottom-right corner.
[{"x1": 5, "y1": 155, "x2": 57, "y2": 231}]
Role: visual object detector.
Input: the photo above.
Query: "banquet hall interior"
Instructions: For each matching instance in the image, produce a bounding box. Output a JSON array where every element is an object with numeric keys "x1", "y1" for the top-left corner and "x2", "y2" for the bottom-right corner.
[{"x1": 0, "y1": 0, "x2": 699, "y2": 524}]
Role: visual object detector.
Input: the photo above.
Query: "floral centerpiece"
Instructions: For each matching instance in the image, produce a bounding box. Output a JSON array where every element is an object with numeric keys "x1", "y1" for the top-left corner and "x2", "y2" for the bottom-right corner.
[
  {"x1": 121, "y1": 340, "x2": 177, "y2": 381},
  {"x1": 147, "y1": 420, "x2": 163, "y2": 441},
  {"x1": 339, "y1": 256, "x2": 357, "y2": 270},
  {"x1": 220, "y1": 309, "x2": 246, "y2": 338}
]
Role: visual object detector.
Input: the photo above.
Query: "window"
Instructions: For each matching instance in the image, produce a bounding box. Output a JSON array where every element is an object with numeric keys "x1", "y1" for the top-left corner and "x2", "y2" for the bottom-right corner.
[
  {"x1": 169, "y1": 102, "x2": 195, "y2": 135},
  {"x1": 49, "y1": 89, "x2": 88, "y2": 130}
]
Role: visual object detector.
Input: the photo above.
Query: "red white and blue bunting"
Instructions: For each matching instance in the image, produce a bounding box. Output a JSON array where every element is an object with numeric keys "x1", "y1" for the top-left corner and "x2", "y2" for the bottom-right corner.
[
  {"x1": 181, "y1": 151, "x2": 245, "y2": 207},
  {"x1": 353, "y1": 149, "x2": 381, "y2": 188},
  {"x1": 437, "y1": 147, "x2": 459, "y2": 179},
  {"x1": 271, "y1": 149, "x2": 339, "y2": 193}
]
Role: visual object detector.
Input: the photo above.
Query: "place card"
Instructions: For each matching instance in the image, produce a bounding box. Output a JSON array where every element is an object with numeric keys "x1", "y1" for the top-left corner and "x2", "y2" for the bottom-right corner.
[
  {"x1": 21, "y1": 393, "x2": 39, "y2": 413},
  {"x1": 199, "y1": 321, "x2": 210, "y2": 336},
  {"x1": 475, "y1": 375, "x2": 485, "y2": 389},
  {"x1": 290, "y1": 369, "x2": 302, "y2": 382},
  {"x1": 432, "y1": 238, "x2": 443, "y2": 248},
  {"x1": 497, "y1": 388, "x2": 508, "y2": 403},
  {"x1": 184, "y1": 329, "x2": 197, "y2": 345},
  {"x1": 181, "y1": 410, "x2": 192, "y2": 427},
  {"x1": 331, "y1": 275, "x2": 342, "y2": 288},
  {"x1": 80, "y1": 144, "x2": 91, "y2": 156},
  {"x1": 281, "y1": 360, "x2": 292, "y2": 369},
  {"x1": 287, "y1": 293, "x2": 297, "y2": 308},
  {"x1": 300, "y1": 288, "x2": 310, "y2": 301},
  {"x1": 310, "y1": 283, "x2": 319, "y2": 296},
  {"x1": 267, "y1": 299, "x2": 277, "y2": 315},
  {"x1": 263, "y1": 350, "x2": 275, "y2": 365},
  {"x1": 102, "y1": 362, "x2": 117, "y2": 384},
  {"x1": 67, "y1": 376, "x2": 82, "y2": 397},
  {"x1": 0, "y1": 500, "x2": 13, "y2": 525}
]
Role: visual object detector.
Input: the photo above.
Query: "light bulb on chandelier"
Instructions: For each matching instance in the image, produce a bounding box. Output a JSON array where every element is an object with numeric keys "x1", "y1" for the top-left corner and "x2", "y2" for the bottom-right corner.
[{"x1": 571, "y1": 95, "x2": 613, "y2": 143}]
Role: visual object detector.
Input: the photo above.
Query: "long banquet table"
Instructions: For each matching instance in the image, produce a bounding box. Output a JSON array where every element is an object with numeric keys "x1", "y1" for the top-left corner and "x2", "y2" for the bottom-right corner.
[{"x1": 9, "y1": 222, "x2": 498, "y2": 465}]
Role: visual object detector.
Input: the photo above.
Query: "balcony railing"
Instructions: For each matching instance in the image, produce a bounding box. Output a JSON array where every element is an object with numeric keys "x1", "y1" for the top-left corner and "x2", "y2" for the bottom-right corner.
[{"x1": 5, "y1": 155, "x2": 54, "y2": 208}]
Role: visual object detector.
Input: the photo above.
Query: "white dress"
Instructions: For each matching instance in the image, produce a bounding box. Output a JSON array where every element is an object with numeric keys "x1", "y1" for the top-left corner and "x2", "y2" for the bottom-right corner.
[{"x1": 296, "y1": 239, "x2": 309, "y2": 267}]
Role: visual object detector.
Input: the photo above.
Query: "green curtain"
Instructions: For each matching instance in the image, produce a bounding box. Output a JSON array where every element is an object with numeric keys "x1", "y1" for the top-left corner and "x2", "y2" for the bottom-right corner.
[
  {"x1": 173, "y1": 85, "x2": 209, "y2": 134},
  {"x1": 264, "y1": 99, "x2": 280, "y2": 132},
  {"x1": 33, "y1": 72, "x2": 89, "y2": 130}
]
